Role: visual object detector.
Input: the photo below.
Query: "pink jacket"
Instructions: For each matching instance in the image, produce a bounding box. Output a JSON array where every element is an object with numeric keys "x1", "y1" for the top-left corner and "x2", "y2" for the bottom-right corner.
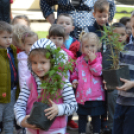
[
  {"x1": 26, "y1": 75, "x2": 66, "y2": 134},
  {"x1": 17, "y1": 51, "x2": 31, "y2": 90},
  {"x1": 71, "y1": 52, "x2": 105, "y2": 104}
]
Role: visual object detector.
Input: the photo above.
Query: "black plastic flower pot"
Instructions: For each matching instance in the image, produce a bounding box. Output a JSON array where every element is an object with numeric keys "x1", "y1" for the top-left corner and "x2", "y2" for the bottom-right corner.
[
  {"x1": 102, "y1": 65, "x2": 130, "y2": 90},
  {"x1": 27, "y1": 102, "x2": 55, "y2": 131}
]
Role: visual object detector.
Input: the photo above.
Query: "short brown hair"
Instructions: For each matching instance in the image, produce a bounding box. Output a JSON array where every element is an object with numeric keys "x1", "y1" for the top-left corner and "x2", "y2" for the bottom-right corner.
[
  {"x1": 0, "y1": 21, "x2": 12, "y2": 34},
  {"x1": 21, "y1": 31, "x2": 38, "y2": 44},
  {"x1": 57, "y1": 13, "x2": 74, "y2": 25},
  {"x1": 12, "y1": 15, "x2": 30, "y2": 26},
  {"x1": 94, "y1": 0, "x2": 109, "y2": 13},
  {"x1": 48, "y1": 24, "x2": 65, "y2": 40}
]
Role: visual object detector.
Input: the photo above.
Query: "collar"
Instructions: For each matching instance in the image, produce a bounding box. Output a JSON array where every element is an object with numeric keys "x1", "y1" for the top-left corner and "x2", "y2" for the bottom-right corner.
[{"x1": 94, "y1": 21, "x2": 109, "y2": 30}]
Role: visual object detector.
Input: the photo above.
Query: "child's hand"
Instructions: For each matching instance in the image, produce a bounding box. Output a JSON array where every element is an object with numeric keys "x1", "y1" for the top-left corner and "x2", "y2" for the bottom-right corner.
[
  {"x1": 21, "y1": 115, "x2": 39, "y2": 129},
  {"x1": 45, "y1": 99, "x2": 58, "y2": 120},
  {"x1": 87, "y1": 50, "x2": 96, "y2": 61},
  {"x1": 72, "y1": 81, "x2": 78, "y2": 88},
  {"x1": 116, "y1": 78, "x2": 134, "y2": 91},
  {"x1": 103, "y1": 80, "x2": 107, "y2": 90}
]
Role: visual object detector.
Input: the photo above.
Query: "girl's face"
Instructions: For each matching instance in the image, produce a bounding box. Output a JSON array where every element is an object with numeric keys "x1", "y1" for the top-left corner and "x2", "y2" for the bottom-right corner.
[
  {"x1": 24, "y1": 35, "x2": 38, "y2": 54},
  {"x1": 31, "y1": 54, "x2": 51, "y2": 78},
  {"x1": 82, "y1": 38, "x2": 98, "y2": 55},
  {"x1": 50, "y1": 36, "x2": 64, "y2": 48}
]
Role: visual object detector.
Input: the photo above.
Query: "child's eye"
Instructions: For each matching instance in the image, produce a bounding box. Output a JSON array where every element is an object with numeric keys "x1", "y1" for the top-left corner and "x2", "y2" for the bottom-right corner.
[
  {"x1": 42, "y1": 62, "x2": 46, "y2": 64},
  {"x1": 32, "y1": 62, "x2": 37, "y2": 64},
  {"x1": 3, "y1": 37, "x2": 7, "y2": 38},
  {"x1": 28, "y1": 44, "x2": 32, "y2": 46}
]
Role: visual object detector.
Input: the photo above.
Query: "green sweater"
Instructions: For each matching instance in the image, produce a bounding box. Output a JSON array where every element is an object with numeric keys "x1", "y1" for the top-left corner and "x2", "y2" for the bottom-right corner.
[{"x1": 0, "y1": 45, "x2": 19, "y2": 103}]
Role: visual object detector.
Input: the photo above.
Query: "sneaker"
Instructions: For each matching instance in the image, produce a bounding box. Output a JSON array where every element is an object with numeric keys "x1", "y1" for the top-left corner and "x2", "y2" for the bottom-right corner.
[{"x1": 67, "y1": 120, "x2": 78, "y2": 130}]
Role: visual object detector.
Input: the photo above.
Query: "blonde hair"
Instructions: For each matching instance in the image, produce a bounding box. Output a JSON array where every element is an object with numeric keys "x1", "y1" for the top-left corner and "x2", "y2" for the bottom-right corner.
[
  {"x1": 79, "y1": 31, "x2": 101, "y2": 50},
  {"x1": 12, "y1": 24, "x2": 30, "y2": 48},
  {"x1": 21, "y1": 31, "x2": 38, "y2": 44}
]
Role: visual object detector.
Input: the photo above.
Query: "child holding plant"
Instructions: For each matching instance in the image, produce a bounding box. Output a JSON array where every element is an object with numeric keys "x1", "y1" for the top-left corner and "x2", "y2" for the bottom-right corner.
[
  {"x1": 14, "y1": 38, "x2": 77, "y2": 134},
  {"x1": 110, "y1": 11, "x2": 134, "y2": 134},
  {"x1": 71, "y1": 32, "x2": 105, "y2": 134}
]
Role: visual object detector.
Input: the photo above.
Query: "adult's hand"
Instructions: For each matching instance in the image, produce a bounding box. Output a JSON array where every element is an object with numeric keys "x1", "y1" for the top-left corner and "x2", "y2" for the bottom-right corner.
[{"x1": 46, "y1": 13, "x2": 55, "y2": 24}]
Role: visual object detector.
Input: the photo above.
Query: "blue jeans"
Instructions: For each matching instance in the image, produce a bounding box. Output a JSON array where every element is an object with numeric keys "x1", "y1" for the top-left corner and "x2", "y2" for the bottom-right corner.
[{"x1": 112, "y1": 103, "x2": 134, "y2": 134}]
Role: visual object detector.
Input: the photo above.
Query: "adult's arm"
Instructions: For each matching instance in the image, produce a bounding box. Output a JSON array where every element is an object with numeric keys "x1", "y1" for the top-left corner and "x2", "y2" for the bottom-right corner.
[
  {"x1": 40, "y1": 0, "x2": 57, "y2": 24},
  {"x1": 107, "y1": 0, "x2": 116, "y2": 22}
]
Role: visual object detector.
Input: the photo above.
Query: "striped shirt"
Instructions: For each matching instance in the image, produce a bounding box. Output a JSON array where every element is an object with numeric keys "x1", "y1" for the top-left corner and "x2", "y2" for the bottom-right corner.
[
  {"x1": 117, "y1": 43, "x2": 134, "y2": 106},
  {"x1": 14, "y1": 76, "x2": 77, "y2": 126}
]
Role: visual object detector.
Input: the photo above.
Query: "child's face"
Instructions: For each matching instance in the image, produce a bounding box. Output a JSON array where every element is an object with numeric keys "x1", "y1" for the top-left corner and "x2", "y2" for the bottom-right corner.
[
  {"x1": 24, "y1": 35, "x2": 38, "y2": 54},
  {"x1": 113, "y1": 27, "x2": 127, "y2": 43},
  {"x1": 50, "y1": 36, "x2": 64, "y2": 48},
  {"x1": 57, "y1": 16, "x2": 74, "y2": 36},
  {"x1": 31, "y1": 54, "x2": 51, "y2": 78},
  {"x1": 93, "y1": 11, "x2": 109, "y2": 26},
  {"x1": 13, "y1": 19, "x2": 29, "y2": 27},
  {"x1": 82, "y1": 38, "x2": 98, "y2": 55},
  {"x1": 131, "y1": 17, "x2": 134, "y2": 37},
  {"x1": 0, "y1": 31, "x2": 12, "y2": 49},
  {"x1": 126, "y1": 21, "x2": 132, "y2": 37}
]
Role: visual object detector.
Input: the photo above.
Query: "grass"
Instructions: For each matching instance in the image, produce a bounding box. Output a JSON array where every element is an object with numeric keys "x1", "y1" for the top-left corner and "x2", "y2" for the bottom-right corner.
[
  {"x1": 114, "y1": 13, "x2": 131, "y2": 20},
  {"x1": 116, "y1": 6, "x2": 134, "y2": 13},
  {"x1": 36, "y1": 31, "x2": 48, "y2": 39}
]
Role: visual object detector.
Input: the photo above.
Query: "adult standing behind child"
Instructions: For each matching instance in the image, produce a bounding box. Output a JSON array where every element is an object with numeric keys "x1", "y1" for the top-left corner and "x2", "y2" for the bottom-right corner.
[
  {"x1": 0, "y1": 21, "x2": 19, "y2": 134},
  {"x1": 71, "y1": 32, "x2": 105, "y2": 134},
  {"x1": 88, "y1": 1, "x2": 117, "y2": 133},
  {"x1": 14, "y1": 38, "x2": 77, "y2": 134},
  {"x1": 40, "y1": 0, "x2": 115, "y2": 39}
]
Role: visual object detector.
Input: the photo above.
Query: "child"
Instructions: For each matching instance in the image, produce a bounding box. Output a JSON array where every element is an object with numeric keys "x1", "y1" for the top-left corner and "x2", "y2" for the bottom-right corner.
[
  {"x1": 18, "y1": 31, "x2": 38, "y2": 89},
  {"x1": 110, "y1": 11, "x2": 134, "y2": 134},
  {"x1": 12, "y1": 24, "x2": 30, "y2": 53},
  {"x1": 12, "y1": 15, "x2": 30, "y2": 27},
  {"x1": 88, "y1": 0, "x2": 114, "y2": 133},
  {"x1": 0, "y1": 21, "x2": 19, "y2": 134},
  {"x1": 119, "y1": 17, "x2": 131, "y2": 42},
  {"x1": 57, "y1": 13, "x2": 80, "y2": 58},
  {"x1": 14, "y1": 38, "x2": 77, "y2": 134},
  {"x1": 48, "y1": 24, "x2": 75, "y2": 60},
  {"x1": 112, "y1": 23, "x2": 127, "y2": 44},
  {"x1": 71, "y1": 32, "x2": 105, "y2": 134}
]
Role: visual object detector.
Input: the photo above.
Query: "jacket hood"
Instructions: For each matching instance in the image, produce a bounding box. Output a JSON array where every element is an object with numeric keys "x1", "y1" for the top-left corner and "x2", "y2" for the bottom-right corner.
[{"x1": 28, "y1": 38, "x2": 68, "y2": 76}]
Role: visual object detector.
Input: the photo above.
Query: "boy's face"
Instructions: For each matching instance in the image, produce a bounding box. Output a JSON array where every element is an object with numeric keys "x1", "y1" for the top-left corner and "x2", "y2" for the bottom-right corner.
[
  {"x1": 50, "y1": 36, "x2": 64, "y2": 48},
  {"x1": 24, "y1": 35, "x2": 38, "y2": 54},
  {"x1": 0, "y1": 31, "x2": 12, "y2": 49},
  {"x1": 31, "y1": 54, "x2": 51, "y2": 78},
  {"x1": 131, "y1": 17, "x2": 134, "y2": 37},
  {"x1": 57, "y1": 16, "x2": 74, "y2": 36},
  {"x1": 113, "y1": 27, "x2": 127, "y2": 43},
  {"x1": 93, "y1": 11, "x2": 109, "y2": 26}
]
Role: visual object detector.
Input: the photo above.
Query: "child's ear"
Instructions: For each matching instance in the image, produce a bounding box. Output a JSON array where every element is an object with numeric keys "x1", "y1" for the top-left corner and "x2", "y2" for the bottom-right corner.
[
  {"x1": 71, "y1": 26, "x2": 75, "y2": 32},
  {"x1": 93, "y1": 12, "x2": 95, "y2": 18}
]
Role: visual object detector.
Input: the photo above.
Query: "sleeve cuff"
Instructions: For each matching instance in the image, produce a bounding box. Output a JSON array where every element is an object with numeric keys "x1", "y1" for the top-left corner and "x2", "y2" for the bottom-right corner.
[
  {"x1": 17, "y1": 116, "x2": 25, "y2": 127},
  {"x1": 57, "y1": 104, "x2": 64, "y2": 116}
]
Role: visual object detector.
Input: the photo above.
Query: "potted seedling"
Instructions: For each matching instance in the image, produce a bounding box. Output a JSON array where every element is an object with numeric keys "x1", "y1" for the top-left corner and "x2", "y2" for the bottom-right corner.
[
  {"x1": 27, "y1": 46, "x2": 73, "y2": 130},
  {"x1": 101, "y1": 26, "x2": 130, "y2": 89}
]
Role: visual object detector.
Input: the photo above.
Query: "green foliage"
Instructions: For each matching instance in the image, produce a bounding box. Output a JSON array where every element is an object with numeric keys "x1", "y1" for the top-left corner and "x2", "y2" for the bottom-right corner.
[
  {"x1": 101, "y1": 26, "x2": 125, "y2": 70},
  {"x1": 39, "y1": 45, "x2": 73, "y2": 103}
]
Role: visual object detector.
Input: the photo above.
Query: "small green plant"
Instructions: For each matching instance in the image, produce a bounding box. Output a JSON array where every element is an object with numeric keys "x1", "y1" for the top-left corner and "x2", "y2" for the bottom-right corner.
[
  {"x1": 101, "y1": 26, "x2": 125, "y2": 70},
  {"x1": 39, "y1": 46, "x2": 73, "y2": 103}
]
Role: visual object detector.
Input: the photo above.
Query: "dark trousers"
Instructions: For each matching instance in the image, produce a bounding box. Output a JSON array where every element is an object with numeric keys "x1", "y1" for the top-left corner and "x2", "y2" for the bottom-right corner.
[
  {"x1": 0, "y1": 0, "x2": 10, "y2": 23},
  {"x1": 78, "y1": 115, "x2": 101, "y2": 133},
  {"x1": 112, "y1": 103, "x2": 134, "y2": 134}
]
